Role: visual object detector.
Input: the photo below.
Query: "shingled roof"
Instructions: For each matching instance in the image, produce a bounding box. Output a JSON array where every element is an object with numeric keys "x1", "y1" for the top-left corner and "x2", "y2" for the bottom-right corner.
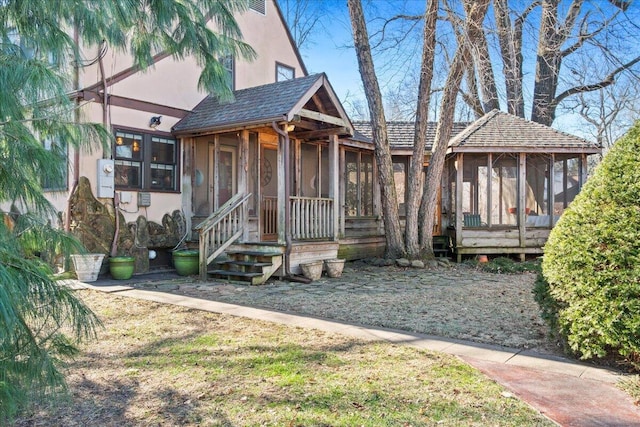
[
  {"x1": 173, "y1": 73, "x2": 352, "y2": 135},
  {"x1": 448, "y1": 110, "x2": 600, "y2": 153},
  {"x1": 353, "y1": 111, "x2": 600, "y2": 155},
  {"x1": 352, "y1": 121, "x2": 469, "y2": 150}
]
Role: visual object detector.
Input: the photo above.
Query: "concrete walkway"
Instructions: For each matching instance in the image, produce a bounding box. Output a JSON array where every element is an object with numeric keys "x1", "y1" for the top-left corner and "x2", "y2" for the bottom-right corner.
[{"x1": 76, "y1": 278, "x2": 640, "y2": 427}]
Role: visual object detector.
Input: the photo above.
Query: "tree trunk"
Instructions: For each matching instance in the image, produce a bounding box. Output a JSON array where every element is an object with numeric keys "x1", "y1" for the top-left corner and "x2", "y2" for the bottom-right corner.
[
  {"x1": 405, "y1": 0, "x2": 438, "y2": 259},
  {"x1": 463, "y1": 0, "x2": 498, "y2": 113},
  {"x1": 347, "y1": 0, "x2": 405, "y2": 259},
  {"x1": 493, "y1": 0, "x2": 527, "y2": 117},
  {"x1": 420, "y1": 45, "x2": 469, "y2": 253}
]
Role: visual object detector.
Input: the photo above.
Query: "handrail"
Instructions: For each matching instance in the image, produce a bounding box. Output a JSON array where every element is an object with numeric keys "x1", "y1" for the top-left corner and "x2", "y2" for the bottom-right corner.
[
  {"x1": 197, "y1": 193, "x2": 251, "y2": 280},
  {"x1": 195, "y1": 193, "x2": 251, "y2": 231}
]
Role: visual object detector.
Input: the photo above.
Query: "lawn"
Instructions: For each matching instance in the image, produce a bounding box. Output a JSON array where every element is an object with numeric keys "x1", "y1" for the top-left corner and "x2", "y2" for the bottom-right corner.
[{"x1": 13, "y1": 289, "x2": 553, "y2": 426}]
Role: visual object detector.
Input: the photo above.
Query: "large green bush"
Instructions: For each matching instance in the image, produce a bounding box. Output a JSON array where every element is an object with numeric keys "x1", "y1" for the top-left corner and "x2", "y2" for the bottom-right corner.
[{"x1": 542, "y1": 120, "x2": 640, "y2": 366}]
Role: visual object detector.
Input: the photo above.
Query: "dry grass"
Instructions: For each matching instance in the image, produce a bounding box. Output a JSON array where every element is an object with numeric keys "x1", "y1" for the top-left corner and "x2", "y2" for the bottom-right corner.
[{"x1": 13, "y1": 290, "x2": 553, "y2": 426}]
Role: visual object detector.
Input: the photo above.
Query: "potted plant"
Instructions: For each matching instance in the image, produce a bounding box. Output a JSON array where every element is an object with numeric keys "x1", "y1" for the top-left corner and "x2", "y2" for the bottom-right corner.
[
  {"x1": 324, "y1": 258, "x2": 345, "y2": 278},
  {"x1": 300, "y1": 260, "x2": 323, "y2": 281},
  {"x1": 108, "y1": 254, "x2": 135, "y2": 280},
  {"x1": 71, "y1": 253, "x2": 105, "y2": 282},
  {"x1": 172, "y1": 249, "x2": 200, "y2": 276},
  {"x1": 108, "y1": 193, "x2": 135, "y2": 280}
]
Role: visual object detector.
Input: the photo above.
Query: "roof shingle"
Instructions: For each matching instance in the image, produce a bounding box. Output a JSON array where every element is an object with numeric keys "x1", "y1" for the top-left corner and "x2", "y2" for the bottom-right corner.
[
  {"x1": 448, "y1": 110, "x2": 600, "y2": 152},
  {"x1": 173, "y1": 73, "x2": 326, "y2": 133}
]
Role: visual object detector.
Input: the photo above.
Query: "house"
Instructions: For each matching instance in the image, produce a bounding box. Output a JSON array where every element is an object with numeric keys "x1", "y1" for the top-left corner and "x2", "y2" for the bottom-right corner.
[
  {"x1": 49, "y1": 0, "x2": 599, "y2": 282},
  {"x1": 54, "y1": 0, "x2": 381, "y2": 281},
  {"x1": 355, "y1": 110, "x2": 601, "y2": 261}
]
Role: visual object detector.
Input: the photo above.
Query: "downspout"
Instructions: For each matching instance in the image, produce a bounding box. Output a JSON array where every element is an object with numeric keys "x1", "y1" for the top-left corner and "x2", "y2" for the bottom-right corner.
[
  {"x1": 272, "y1": 121, "x2": 310, "y2": 282},
  {"x1": 65, "y1": 24, "x2": 81, "y2": 232},
  {"x1": 97, "y1": 42, "x2": 119, "y2": 258}
]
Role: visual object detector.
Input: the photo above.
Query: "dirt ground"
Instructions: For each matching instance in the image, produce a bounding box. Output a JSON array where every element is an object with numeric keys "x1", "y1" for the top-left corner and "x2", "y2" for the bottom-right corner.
[{"x1": 151, "y1": 261, "x2": 562, "y2": 356}]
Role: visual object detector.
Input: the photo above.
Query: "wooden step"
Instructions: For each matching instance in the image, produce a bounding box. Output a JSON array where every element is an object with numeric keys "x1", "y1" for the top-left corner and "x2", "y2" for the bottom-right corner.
[
  {"x1": 225, "y1": 250, "x2": 283, "y2": 257},
  {"x1": 218, "y1": 260, "x2": 273, "y2": 268},
  {"x1": 204, "y1": 245, "x2": 284, "y2": 285},
  {"x1": 208, "y1": 269, "x2": 267, "y2": 285}
]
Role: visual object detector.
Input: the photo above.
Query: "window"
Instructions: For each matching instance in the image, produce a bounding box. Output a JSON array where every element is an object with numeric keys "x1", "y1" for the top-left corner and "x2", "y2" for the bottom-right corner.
[
  {"x1": 392, "y1": 157, "x2": 408, "y2": 216},
  {"x1": 525, "y1": 154, "x2": 551, "y2": 227},
  {"x1": 491, "y1": 154, "x2": 518, "y2": 226},
  {"x1": 553, "y1": 155, "x2": 582, "y2": 218},
  {"x1": 114, "y1": 130, "x2": 178, "y2": 191},
  {"x1": 298, "y1": 142, "x2": 329, "y2": 198},
  {"x1": 461, "y1": 154, "x2": 489, "y2": 226},
  {"x1": 276, "y1": 62, "x2": 295, "y2": 82},
  {"x1": 42, "y1": 138, "x2": 67, "y2": 191},
  {"x1": 5, "y1": 29, "x2": 59, "y2": 66},
  {"x1": 249, "y1": 0, "x2": 266, "y2": 14},
  {"x1": 345, "y1": 150, "x2": 374, "y2": 217},
  {"x1": 460, "y1": 153, "x2": 518, "y2": 227},
  {"x1": 220, "y1": 54, "x2": 234, "y2": 90}
]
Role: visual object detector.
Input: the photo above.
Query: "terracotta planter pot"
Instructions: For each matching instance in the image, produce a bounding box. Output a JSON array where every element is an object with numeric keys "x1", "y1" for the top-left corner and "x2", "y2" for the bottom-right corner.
[
  {"x1": 300, "y1": 261, "x2": 323, "y2": 281},
  {"x1": 324, "y1": 259, "x2": 345, "y2": 278}
]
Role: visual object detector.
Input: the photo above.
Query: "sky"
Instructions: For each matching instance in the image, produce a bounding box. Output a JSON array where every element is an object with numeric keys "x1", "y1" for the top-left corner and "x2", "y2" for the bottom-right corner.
[
  {"x1": 281, "y1": 0, "x2": 640, "y2": 142},
  {"x1": 296, "y1": 1, "x2": 431, "y2": 119}
]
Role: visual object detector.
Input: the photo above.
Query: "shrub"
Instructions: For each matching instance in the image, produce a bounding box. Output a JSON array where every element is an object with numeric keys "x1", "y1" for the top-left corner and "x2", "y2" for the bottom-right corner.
[{"x1": 542, "y1": 121, "x2": 640, "y2": 367}]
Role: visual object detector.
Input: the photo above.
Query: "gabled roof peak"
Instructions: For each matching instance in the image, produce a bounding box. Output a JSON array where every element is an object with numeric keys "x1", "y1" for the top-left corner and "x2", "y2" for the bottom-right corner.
[{"x1": 173, "y1": 73, "x2": 353, "y2": 136}]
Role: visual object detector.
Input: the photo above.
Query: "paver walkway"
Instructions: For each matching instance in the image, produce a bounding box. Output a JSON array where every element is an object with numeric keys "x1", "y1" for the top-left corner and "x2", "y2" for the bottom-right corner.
[{"x1": 77, "y1": 266, "x2": 640, "y2": 426}]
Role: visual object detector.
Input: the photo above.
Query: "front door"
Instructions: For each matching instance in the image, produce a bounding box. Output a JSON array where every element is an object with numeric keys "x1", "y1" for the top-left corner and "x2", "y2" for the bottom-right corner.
[
  {"x1": 260, "y1": 144, "x2": 278, "y2": 241},
  {"x1": 208, "y1": 141, "x2": 237, "y2": 212}
]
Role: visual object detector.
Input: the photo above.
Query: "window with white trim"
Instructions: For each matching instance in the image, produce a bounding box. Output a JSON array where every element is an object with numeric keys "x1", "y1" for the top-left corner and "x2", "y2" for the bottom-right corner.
[
  {"x1": 220, "y1": 54, "x2": 234, "y2": 90},
  {"x1": 276, "y1": 62, "x2": 295, "y2": 82},
  {"x1": 42, "y1": 138, "x2": 67, "y2": 191}
]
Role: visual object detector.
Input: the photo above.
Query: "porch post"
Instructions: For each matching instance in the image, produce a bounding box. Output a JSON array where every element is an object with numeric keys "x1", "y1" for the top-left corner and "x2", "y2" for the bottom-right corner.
[
  {"x1": 580, "y1": 153, "x2": 588, "y2": 186},
  {"x1": 455, "y1": 153, "x2": 463, "y2": 262},
  {"x1": 277, "y1": 131, "x2": 287, "y2": 244},
  {"x1": 329, "y1": 134, "x2": 339, "y2": 240},
  {"x1": 339, "y1": 148, "x2": 346, "y2": 237},
  {"x1": 518, "y1": 153, "x2": 527, "y2": 252},
  {"x1": 239, "y1": 130, "x2": 249, "y2": 241}
]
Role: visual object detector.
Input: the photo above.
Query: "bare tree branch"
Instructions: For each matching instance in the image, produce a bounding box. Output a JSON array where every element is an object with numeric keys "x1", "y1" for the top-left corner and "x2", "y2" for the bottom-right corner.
[{"x1": 554, "y1": 56, "x2": 640, "y2": 105}]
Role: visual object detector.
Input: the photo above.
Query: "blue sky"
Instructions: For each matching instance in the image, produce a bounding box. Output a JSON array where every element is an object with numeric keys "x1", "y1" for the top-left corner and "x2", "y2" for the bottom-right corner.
[
  {"x1": 284, "y1": 0, "x2": 640, "y2": 141},
  {"x1": 291, "y1": 1, "x2": 433, "y2": 115}
]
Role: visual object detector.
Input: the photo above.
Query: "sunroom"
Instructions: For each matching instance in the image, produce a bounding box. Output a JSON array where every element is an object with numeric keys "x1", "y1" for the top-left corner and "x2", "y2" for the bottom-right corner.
[{"x1": 442, "y1": 111, "x2": 600, "y2": 261}]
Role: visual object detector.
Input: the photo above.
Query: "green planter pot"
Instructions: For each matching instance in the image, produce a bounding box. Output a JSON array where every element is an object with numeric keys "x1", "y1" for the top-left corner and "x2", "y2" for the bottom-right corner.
[
  {"x1": 173, "y1": 250, "x2": 200, "y2": 276},
  {"x1": 109, "y1": 256, "x2": 135, "y2": 280}
]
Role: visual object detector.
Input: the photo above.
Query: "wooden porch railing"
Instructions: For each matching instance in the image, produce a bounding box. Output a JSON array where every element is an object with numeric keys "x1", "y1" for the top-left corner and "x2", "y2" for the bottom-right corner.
[
  {"x1": 290, "y1": 196, "x2": 334, "y2": 240},
  {"x1": 261, "y1": 196, "x2": 278, "y2": 237},
  {"x1": 195, "y1": 192, "x2": 251, "y2": 280}
]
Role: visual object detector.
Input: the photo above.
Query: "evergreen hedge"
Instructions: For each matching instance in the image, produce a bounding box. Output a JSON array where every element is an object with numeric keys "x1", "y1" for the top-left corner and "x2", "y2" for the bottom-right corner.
[{"x1": 541, "y1": 121, "x2": 640, "y2": 366}]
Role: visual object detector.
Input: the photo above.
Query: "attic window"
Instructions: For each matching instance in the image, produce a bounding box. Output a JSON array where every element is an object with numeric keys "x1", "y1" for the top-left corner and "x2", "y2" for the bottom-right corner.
[
  {"x1": 249, "y1": 0, "x2": 266, "y2": 14},
  {"x1": 276, "y1": 62, "x2": 295, "y2": 82}
]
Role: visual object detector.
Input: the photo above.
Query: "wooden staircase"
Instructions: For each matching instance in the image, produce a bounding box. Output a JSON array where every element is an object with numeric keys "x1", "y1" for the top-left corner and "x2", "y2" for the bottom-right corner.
[
  {"x1": 433, "y1": 235, "x2": 452, "y2": 258},
  {"x1": 208, "y1": 250, "x2": 283, "y2": 285}
]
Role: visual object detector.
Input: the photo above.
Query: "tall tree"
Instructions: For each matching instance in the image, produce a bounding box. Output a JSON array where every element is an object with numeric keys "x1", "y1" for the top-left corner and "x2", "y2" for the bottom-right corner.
[
  {"x1": 490, "y1": 0, "x2": 639, "y2": 125},
  {"x1": 347, "y1": 0, "x2": 405, "y2": 259},
  {"x1": 0, "y1": 0, "x2": 253, "y2": 420},
  {"x1": 405, "y1": 0, "x2": 438, "y2": 258},
  {"x1": 420, "y1": 0, "x2": 487, "y2": 252}
]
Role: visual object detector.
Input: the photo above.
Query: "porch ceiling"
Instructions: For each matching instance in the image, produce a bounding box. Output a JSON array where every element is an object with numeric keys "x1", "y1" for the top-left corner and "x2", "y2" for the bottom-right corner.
[{"x1": 172, "y1": 73, "x2": 354, "y2": 139}]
